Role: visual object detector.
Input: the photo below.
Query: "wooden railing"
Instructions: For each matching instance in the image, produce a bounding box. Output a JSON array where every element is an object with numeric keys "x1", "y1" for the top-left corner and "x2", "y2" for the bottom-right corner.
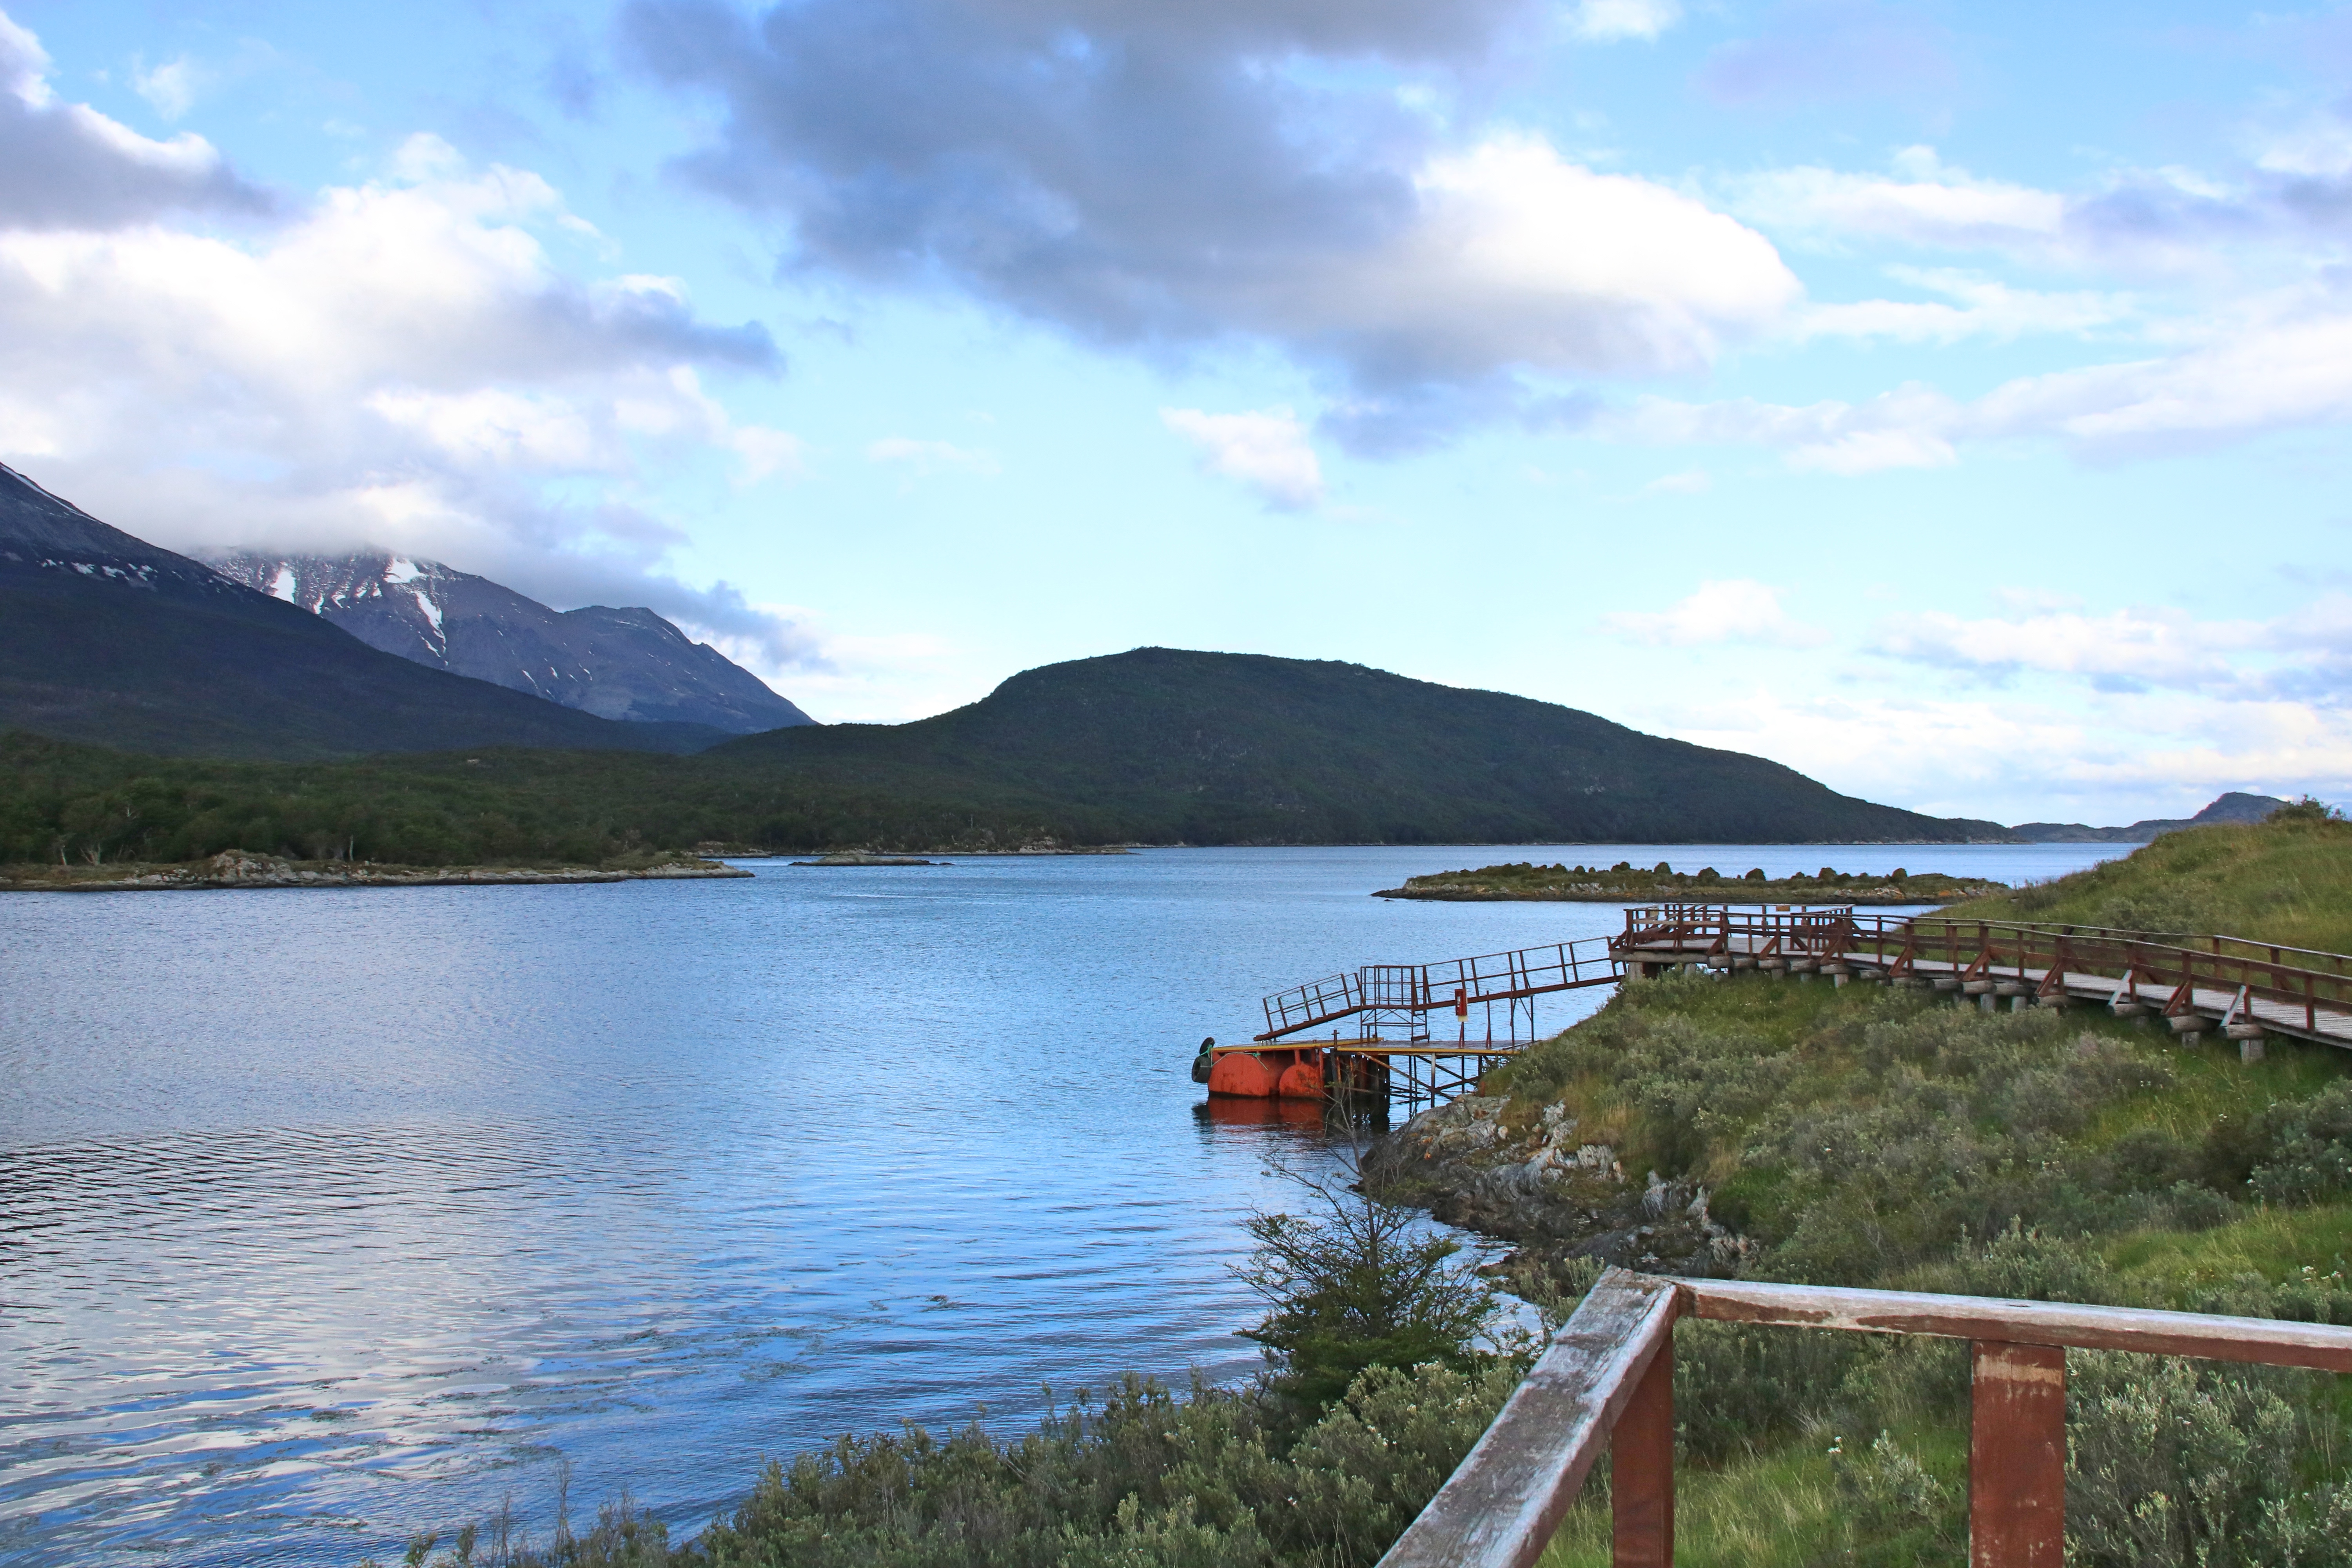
[
  {"x1": 1869, "y1": 918, "x2": 2352, "y2": 1035},
  {"x1": 1615, "y1": 907, "x2": 2352, "y2": 1038},
  {"x1": 1380, "y1": 1268, "x2": 2352, "y2": 1568},
  {"x1": 1619, "y1": 904, "x2": 1859, "y2": 960}
]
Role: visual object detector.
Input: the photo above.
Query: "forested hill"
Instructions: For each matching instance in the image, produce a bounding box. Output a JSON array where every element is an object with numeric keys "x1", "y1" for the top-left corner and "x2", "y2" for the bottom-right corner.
[
  {"x1": 2, "y1": 650, "x2": 2007, "y2": 863},
  {"x1": 715, "y1": 648, "x2": 2005, "y2": 844}
]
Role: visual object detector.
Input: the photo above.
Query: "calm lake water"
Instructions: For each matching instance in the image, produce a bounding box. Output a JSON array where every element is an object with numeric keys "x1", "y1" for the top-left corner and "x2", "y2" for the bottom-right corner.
[{"x1": 0, "y1": 841, "x2": 2122, "y2": 1565}]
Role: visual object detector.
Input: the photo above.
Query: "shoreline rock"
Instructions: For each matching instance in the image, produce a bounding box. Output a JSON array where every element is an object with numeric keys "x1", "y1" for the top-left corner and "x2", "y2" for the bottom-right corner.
[
  {"x1": 1362, "y1": 1094, "x2": 1759, "y2": 1290},
  {"x1": 0, "y1": 849, "x2": 754, "y2": 892}
]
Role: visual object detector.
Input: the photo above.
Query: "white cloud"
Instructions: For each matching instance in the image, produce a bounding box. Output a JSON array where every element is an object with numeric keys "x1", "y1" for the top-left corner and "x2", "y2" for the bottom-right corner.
[
  {"x1": 1873, "y1": 606, "x2": 2267, "y2": 691},
  {"x1": 730, "y1": 425, "x2": 804, "y2": 484},
  {"x1": 132, "y1": 56, "x2": 198, "y2": 120},
  {"x1": 1598, "y1": 279, "x2": 2352, "y2": 468},
  {"x1": 1784, "y1": 426, "x2": 1957, "y2": 474},
  {"x1": 366, "y1": 387, "x2": 608, "y2": 470},
  {"x1": 1602, "y1": 579, "x2": 1829, "y2": 648},
  {"x1": 1567, "y1": 0, "x2": 1682, "y2": 44},
  {"x1": 633, "y1": 2, "x2": 1800, "y2": 419},
  {"x1": 1639, "y1": 468, "x2": 1710, "y2": 495},
  {"x1": 0, "y1": 13, "x2": 265, "y2": 229},
  {"x1": 864, "y1": 436, "x2": 1000, "y2": 476},
  {"x1": 1626, "y1": 683, "x2": 2350, "y2": 825},
  {"x1": 1868, "y1": 596, "x2": 2352, "y2": 708},
  {"x1": 0, "y1": 124, "x2": 809, "y2": 662},
  {"x1": 1967, "y1": 292, "x2": 2352, "y2": 453},
  {"x1": 1733, "y1": 147, "x2": 2065, "y2": 254},
  {"x1": 1601, "y1": 383, "x2": 1962, "y2": 474},
  {"x1": 2254, "y1": 111, "x2": 2352, "y2": 178},
  {"x1": 1312, "y1": 135, "x2": 1800, "y2": 381},
  {"x1": 1795, "y1": 268, "x2": 2133, "y2": 345},
  {"x1": 1161, "y1": 406, "x2": 1325, "y2": 510}
]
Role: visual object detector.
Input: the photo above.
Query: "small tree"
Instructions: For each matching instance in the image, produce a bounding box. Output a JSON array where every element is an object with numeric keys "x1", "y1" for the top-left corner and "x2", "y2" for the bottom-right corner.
[
  {"x1": 1235, "y1": 1166, "x2": 1499, "y2": 1411},
  {"x1": 2269, "y1": 795, "x2": 2345, "y2": 825}
]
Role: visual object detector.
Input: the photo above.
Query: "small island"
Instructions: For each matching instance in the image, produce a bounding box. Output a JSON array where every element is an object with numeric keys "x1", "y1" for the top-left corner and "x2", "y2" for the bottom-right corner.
[
  {"x1": 1372, "y1": 860, "x2": 2007, "y2": 905},
  {"x1": 790, "y1": 852, "x2": 949, "y2": 866},
  {"x1": 0, "y1": 848, "x2": 752, "y2": 892}
]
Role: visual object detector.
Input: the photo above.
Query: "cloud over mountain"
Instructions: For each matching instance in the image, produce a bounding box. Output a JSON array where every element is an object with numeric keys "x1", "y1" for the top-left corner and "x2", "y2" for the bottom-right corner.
[{"x1": 0, "y1": 8, "x2": 814, "y2": 678}]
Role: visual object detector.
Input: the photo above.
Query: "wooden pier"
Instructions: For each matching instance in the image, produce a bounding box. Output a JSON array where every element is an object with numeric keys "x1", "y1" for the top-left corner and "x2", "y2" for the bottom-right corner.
[
  {"x1": 1612, "y1": 903, "x2": 2352, "y2": 1056},
  {"x1": 1215, "y1": 903, "x2": 2352, "y2": 1110}
]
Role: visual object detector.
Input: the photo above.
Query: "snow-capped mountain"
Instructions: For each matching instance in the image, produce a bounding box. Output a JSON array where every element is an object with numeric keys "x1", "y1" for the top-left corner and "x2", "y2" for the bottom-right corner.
[
  {"x1": 209, "y1": 551, "x2": 812, "y2": 734},
  {"x1": 0, "y1": 461, "x2": 722, "y2": 759}
]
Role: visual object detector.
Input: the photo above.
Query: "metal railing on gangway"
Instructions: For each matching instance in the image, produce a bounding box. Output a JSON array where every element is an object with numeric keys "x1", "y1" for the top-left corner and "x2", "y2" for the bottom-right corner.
[{"x1": 1256, "y1": 935, "x2": 1623, "y2": 1041}]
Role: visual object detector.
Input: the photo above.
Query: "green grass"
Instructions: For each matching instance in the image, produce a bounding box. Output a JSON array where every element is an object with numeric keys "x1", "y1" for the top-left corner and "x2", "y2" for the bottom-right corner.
[
  {"x1": 2104, "y1": 1201, "x2": 2352, "y2": 1289},
  {"x1": 1540, "y1": 1421, "x2": 1970, "y2": 1568},
  {"x1": 1941, "y1": 806, "x2": 2352, "y2": 952}
]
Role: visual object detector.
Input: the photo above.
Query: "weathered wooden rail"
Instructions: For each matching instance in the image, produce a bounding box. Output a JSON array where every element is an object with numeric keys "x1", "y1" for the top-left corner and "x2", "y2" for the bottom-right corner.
[
  {"x1": 1381, "y1": 1268, "x2": 2352, "y2": 1568},
  {"x1": 1612, "y1": 907, "x2": 2352, "y2": 1056}
]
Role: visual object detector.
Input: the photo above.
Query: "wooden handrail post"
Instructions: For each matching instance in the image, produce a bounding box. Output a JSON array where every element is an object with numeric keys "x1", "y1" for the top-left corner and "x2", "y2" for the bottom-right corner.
[
  {"x1": 1611, "y1": 1339, "x2": 1674, "y2": 1567},
  {"x1": 1969, "y1": 1342, "x2": 2065, "y2": 1568}
]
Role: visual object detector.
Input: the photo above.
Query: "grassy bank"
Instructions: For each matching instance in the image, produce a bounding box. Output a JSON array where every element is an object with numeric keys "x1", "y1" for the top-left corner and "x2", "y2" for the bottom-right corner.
[
  {"x1": 1446, "y1": 971, "x2": 2352, "y2": 1566},
  {"x1": 1940, "y1": 799, "x2": 2352, "y2": 951}
]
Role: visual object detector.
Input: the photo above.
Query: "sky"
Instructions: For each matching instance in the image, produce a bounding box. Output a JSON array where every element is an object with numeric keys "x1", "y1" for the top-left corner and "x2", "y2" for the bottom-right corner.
[{"x1": 3, "y1": 0, "x2": 2350, "y2": 826}]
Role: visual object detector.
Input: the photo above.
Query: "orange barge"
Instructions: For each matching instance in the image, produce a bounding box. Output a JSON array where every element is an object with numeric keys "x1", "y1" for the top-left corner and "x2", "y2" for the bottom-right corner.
[{"x1": 1203, "y1": 1044, "x2": 1388, "y2": 1100}]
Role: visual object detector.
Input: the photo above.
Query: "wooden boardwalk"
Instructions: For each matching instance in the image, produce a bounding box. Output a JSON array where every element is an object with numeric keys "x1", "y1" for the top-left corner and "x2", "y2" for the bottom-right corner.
[
  {"x1": 1230, "y1": 907, "x2": 2352, "y2": 1111},
  {"x1": 1611, "y1": 904, "x2": 2352, "y2": 1054}
]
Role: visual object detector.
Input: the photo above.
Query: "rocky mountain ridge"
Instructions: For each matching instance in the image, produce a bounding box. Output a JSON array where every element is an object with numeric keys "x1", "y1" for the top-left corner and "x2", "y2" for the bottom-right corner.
[
  {"x1": 2007, "y1": 791, "x2": 2292, "y2": 844},
  {"x1": 209, "y1": 550, "x2": 811, "y2": 735},
  {"x1": 0, "y1": 461, "x2": 727, "y2": 759}
]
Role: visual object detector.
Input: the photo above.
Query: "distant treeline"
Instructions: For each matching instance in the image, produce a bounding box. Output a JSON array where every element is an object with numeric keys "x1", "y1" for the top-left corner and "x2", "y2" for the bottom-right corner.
[{"x1": 0, "y1": 733, "x2": 1101, "y2": 867}]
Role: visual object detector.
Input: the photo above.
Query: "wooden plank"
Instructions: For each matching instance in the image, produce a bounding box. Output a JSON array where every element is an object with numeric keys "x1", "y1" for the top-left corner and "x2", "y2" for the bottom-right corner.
[
  {"x1": 1611, "y1": 1336, "x2": 1674, "y2": 1568},
  {"x1": 1679, "y1": 1279, "x2": 2352, "y2": 1372},
  {"x1": 1970, "y1": 1341, "x2": 2065, "y2": 1568},
  {"x1": 1379, "y1": 1269, "x2": 1681, "y2": 1568}
]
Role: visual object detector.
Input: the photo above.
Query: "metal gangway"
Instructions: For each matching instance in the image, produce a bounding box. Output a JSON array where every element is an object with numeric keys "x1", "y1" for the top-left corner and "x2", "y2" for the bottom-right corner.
[{"x1": 1253, "y1": 936, "x2": 1624, "y2": 1103}]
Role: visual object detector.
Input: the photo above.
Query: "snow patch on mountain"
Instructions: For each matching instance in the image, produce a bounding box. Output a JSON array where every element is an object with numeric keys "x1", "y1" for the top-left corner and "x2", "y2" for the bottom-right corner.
[{"x1": 208, "y1": 549, "x2": 814, "y2": 734}]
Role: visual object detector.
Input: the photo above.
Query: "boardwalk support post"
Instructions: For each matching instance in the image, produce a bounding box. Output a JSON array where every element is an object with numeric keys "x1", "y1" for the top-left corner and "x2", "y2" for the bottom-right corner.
[
  {"x1": 1611, "y1": 1341, "x2": 1674, "y2": 1568},
  {"x1": 1969, "y1": 1342, "x2": 2065, "y2": 1568}
]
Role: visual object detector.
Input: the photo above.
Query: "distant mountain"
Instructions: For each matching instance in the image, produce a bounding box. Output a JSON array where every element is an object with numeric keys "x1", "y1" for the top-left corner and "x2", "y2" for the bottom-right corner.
[
  {"x1": 209, "y1": 551, "x2": 811, "y2": 734},
  {"x1": 713, "y1": 647, "x2": 2014, "y2": 844},
  {"x1": 2008, "y1": 792, "x2": 2292, "y2": 844},
  {"x1": 0, "y1": 462, "x2": 727, "y2": 760}
]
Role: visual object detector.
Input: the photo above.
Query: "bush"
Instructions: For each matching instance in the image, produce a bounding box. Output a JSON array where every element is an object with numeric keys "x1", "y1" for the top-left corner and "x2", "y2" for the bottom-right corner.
[
  {"x1": 1235, "y1": 1171, "x2": 1502, "y2": 1411},
  {"x1": 2246, "y1": 1082, "x2": 2352, "y2": 1205},
  {"x1": 2067, "y1": 1351, "x2": 2348, "y2": 1568}
]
